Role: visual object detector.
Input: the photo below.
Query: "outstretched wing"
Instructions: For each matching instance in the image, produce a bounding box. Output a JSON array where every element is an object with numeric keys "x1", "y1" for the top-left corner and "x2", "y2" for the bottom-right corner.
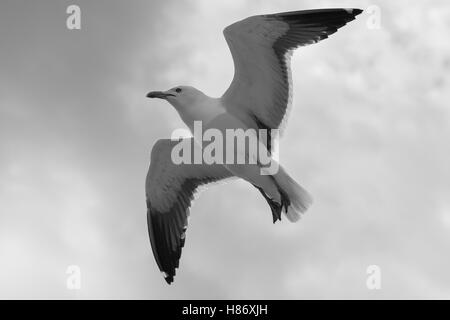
[
  {"x1": 221, "y1": 8, "x2": 362, "y2": 143},
  {"x1": 145, "y1": 138, "x2": 232, "y2": 284}
]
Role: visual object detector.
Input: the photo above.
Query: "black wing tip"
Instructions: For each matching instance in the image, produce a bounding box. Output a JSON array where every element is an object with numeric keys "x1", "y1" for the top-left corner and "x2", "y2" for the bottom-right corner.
[
  {"x1": 164, "y1": 274, "x2": 174, "y2": 284},
  {"x1": 352, "y1": 9, "x2": 364, "y2": 16},
  {"x1": 273, "y1": 8, "x2": 364, "y2": 20},
  {"x1": 147, "y1": 207, "x2": 183, "y2": 286}
]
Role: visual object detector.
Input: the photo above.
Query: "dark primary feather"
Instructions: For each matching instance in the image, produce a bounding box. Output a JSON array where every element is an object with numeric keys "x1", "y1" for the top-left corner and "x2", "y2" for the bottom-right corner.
[
  {"x1": 146, "y1": 139, "x2": 231, "y2": 284},
  {"x1": 222, "y1": 8, "x2": 363, "y2": 151},
  {"x1": 147, "y1": 177, "x2": 217, "y2": 284},
  {"x1": 269, "y1": 9, "x2": 363, "y2": 130}
]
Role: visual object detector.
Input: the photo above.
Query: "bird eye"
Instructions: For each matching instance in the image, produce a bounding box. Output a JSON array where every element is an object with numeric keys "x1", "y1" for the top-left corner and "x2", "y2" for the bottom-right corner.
[{"x1": 175, "y1": 88, "x2": 182, "y2": 93}]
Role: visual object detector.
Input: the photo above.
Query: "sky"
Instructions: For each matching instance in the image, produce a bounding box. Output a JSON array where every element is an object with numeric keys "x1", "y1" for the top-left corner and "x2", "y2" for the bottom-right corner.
[{"x1": 0, "y1": 0, "x2": 449, "y2": 299}]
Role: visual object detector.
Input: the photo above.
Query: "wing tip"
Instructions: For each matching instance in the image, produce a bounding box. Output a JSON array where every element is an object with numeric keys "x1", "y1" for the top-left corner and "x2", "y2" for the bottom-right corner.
[
  {"x1": 164, "y1": 275, "x2": 174, "y2": 284},
  {"x1": 162, "y1": 270, "x2": 175, "y2": 284},
  {"x1": 347, "y1": 8, "x2": 363, "y2": 18}
]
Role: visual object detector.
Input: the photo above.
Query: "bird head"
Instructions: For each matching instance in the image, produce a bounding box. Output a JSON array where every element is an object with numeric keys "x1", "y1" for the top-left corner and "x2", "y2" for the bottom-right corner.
[{"x1": 146, "y1": 86, "x2": 204, "y2": 110}]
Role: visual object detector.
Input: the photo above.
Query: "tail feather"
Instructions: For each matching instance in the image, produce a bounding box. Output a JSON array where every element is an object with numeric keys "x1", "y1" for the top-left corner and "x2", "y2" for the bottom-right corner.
[{"x1": 273, "y1": 167, "x2": 313, "y2": 222}]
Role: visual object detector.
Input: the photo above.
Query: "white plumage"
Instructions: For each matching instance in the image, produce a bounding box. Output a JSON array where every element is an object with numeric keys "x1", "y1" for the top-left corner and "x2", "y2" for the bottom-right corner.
[{"x1": 145, "y1": 8, "x2": 362, "y2": 284}]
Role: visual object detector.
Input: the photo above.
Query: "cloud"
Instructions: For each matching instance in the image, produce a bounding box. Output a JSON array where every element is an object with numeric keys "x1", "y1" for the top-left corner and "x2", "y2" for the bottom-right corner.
[{"x1": 0, "y1": 0, "x2": 449, "y2": 298}]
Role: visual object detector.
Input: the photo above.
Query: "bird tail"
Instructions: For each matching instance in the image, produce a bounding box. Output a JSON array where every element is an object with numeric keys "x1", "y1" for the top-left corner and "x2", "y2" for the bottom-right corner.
[{"x1": 273, "y1": 166, "x2": 313, "y2": 222}]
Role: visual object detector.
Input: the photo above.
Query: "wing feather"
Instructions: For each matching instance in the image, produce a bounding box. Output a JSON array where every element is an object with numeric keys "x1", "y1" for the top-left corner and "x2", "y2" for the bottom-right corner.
[
  {"x1": 145, "y1": 138, "x2": 232, "y2": 284},
  {"x1": 221, "y1": 8, "x2": 362, "y2": 149}
]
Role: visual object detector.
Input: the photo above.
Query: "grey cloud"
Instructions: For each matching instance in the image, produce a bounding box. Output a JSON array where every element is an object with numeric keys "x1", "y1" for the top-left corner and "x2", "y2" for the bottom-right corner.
[{"x1": 0, "y1": 0, "x2": 449, "y2": 298}]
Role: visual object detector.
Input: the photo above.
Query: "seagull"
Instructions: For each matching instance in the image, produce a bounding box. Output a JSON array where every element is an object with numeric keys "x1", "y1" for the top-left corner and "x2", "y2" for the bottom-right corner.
[{"x1": 145, "y1": 8, "x2": 362, "y2": 284}]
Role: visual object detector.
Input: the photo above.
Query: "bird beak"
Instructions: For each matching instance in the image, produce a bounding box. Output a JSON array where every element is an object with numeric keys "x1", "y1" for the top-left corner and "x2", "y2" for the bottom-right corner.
[{"x1": 146, "y1": 91, "x2": 175, "y2": 99}]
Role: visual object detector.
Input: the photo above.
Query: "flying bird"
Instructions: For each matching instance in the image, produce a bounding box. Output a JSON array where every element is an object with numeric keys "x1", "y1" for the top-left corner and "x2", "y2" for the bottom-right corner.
[{"x1": 145, "y1": 8, "x2": 362, "y2": 284}]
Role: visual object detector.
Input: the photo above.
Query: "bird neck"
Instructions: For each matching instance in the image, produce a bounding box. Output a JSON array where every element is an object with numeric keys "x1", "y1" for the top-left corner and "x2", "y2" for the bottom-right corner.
[{"x1": 175, "y1": 97, "x2": 226, "y2": 134}]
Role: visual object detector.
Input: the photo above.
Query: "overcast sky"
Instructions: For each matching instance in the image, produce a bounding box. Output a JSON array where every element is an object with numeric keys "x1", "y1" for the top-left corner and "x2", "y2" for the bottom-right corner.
[{"x1": 0, "y1": 0, "x2": 449, "y2": 299}]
